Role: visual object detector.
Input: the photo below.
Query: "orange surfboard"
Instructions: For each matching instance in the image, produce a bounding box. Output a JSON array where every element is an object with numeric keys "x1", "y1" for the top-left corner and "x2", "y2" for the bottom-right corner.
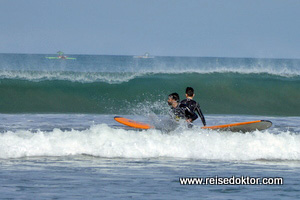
[
  {"x1": 202, "y1": 120, "x2": 272, "y2": 132},
  {"x1": 114, "y1": 116, "x2": 154, "y2": 129},
  {"x1": 114, "y1": 116, "x2": 272, "y2": 132}
]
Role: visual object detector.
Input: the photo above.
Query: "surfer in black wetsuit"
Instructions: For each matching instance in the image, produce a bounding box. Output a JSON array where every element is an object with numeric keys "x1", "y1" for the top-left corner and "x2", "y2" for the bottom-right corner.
[
  {"x1": 180, "y1": 87, "x2": 206, "y2": 127},
  {"x1": 167, "y1": 93, "x2": 185, "y2": 121}
]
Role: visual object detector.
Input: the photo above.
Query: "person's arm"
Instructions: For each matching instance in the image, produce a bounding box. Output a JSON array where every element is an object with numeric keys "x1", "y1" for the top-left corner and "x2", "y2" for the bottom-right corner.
[
  {"x1": 190, "y1": 111, "x2": 198, "y2": 121},
  {"x1": 184, "y1": 104, "x2": 198, "y2": 122},
  {"x1": 196, "y1": 103, "x2": 206, "y2": 126},
  {"x1": 180, "y1": 100, "x2": 198, "y2": 122}
]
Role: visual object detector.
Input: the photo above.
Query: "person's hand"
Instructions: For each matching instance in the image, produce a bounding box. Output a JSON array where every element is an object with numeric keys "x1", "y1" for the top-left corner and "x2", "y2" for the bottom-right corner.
[{"x1": 186, "y1": 119, "x2": 192, "y2": 123}]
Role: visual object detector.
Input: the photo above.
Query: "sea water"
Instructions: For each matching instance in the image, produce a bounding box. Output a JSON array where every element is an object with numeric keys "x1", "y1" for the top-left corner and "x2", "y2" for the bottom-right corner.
[{"x1": 0, "y1": 54, "x2": 300, "y2": 199}]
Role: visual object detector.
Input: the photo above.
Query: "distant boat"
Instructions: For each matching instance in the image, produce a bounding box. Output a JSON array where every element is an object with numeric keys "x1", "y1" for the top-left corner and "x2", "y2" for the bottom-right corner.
[
  {"x1": 133, "y1": 52, "x2": 154, "y2": 59},
  {"x1": 46, "y1": 51, "x2": 76, "y2": 60}
]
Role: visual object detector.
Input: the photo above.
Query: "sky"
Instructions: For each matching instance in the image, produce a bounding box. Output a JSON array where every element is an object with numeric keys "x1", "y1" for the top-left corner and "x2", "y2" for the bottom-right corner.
[{"x1": 0, "y1": 0, "x2": 300, "y2": 58}]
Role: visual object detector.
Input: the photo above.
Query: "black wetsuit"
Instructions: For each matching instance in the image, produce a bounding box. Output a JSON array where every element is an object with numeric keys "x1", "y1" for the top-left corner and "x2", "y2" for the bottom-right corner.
[
  {"x1": 180, "y1": 98, "x2": 206, "y2": 126},
  {"x1": 169, "y1": 103, "x2": 185, "y2": 121}
]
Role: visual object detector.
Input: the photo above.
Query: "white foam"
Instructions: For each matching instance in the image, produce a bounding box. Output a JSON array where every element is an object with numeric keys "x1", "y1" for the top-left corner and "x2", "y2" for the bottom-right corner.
[
  {"x1": 141, "y1": 63, "x2": 300, "y2": 77},
  {"x1": 1, "y1": 124, "x2": 299, "y2": 160},
  {"x1": 0, "y1": 71, "x2": 140, "y2": 84},
  {"x1": 0, "y1": 62, "x2": 299, "y2": 84}
]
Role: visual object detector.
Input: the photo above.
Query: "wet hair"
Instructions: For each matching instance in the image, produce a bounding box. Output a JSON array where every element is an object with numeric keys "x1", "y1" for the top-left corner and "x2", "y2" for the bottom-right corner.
[
  {"x1": 168, "y1": 93, "x2": 180, "y2": 102},
  {"x1": 185, "y1": 87, "x2": 194, "y2": 97}
]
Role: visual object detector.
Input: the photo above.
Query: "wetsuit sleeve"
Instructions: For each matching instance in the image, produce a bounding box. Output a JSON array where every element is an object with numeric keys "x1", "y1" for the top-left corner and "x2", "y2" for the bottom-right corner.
[
  {"x1": 196, "y1": 103, "x2": 206, "y2": 126},
  {"x1": 190, "y1": 112, "x2": 198, "y2": 121}
]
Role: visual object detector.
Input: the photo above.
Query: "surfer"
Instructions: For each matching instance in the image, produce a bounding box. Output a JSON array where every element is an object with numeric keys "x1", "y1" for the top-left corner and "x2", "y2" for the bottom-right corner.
[
  {"x1": 180, "y1": 87, "x2": 206, "y2": 127},
  {"x1": 167, "y1": 93, "x2": 185, "y2": 121}
]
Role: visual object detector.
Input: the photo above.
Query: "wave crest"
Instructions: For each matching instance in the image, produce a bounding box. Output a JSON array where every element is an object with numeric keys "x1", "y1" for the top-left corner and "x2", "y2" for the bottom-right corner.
[{"x1": 0, "y1": 68, "x2": 299, "y2": 84}]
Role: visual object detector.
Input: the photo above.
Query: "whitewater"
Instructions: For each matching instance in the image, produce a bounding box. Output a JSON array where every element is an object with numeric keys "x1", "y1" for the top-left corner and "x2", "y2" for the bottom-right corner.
[
  {"x1": 1, "y1": 124, "x2": 300, "y2": 160},
  {"x1": 1, "y1": 114, "x2": 299, "y2": 160},
  {"x1": 1, "y1": 114, "x2": 300, "y2": 199}
]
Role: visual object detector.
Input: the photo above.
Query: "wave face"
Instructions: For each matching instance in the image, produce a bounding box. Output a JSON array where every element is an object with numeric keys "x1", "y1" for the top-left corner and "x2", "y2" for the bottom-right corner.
[
  {"x1": 0, "y1": 54, "x2": 299, "y2": 115},
  {"x1": 1, "y1": 123, "x2": 300, "y2": 160}
]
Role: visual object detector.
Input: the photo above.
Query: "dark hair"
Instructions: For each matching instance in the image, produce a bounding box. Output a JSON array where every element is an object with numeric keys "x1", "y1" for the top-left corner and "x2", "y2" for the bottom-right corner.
[
  {"x1": 185, "y1": 87, "x2": 194, "y2": 97},
  {"x1": 168, "y1": 93, "x2": 180, "y2": 102}
]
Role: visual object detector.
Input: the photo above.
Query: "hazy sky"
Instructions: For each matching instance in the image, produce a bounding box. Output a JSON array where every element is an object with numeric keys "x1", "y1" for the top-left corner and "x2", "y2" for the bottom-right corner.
[{"x1": 1, "y1": 0, "x2": 299, "y2": 58}]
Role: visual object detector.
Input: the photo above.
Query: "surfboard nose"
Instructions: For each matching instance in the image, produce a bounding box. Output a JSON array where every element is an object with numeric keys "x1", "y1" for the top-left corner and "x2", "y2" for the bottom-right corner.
[{"x1": 114, "y1": 116, "x2": 154, "y2": 129}]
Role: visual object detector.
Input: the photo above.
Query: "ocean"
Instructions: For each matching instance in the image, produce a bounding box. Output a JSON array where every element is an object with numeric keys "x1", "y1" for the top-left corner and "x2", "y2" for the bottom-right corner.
[{"x1": 0, "y1": 53, "x2": 299, "y2": 199}]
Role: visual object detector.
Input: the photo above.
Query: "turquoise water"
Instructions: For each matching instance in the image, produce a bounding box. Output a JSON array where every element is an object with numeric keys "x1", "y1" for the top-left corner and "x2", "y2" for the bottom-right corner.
[
  {"x1": 0, "y1": 54, "x2": 300, "y2": 199},
  {"x1": 0, "y1": 54, "x2": 300, "y2": 115}
]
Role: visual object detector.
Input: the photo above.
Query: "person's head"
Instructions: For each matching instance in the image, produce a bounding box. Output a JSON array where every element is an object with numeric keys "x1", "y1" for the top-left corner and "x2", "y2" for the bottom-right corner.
[
  {"x1": 185, "y1": 87, "x2": 195, "y2": 98},
  {"x1": 168, "y1": 93, "x2": 180, "y2": 107}
]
